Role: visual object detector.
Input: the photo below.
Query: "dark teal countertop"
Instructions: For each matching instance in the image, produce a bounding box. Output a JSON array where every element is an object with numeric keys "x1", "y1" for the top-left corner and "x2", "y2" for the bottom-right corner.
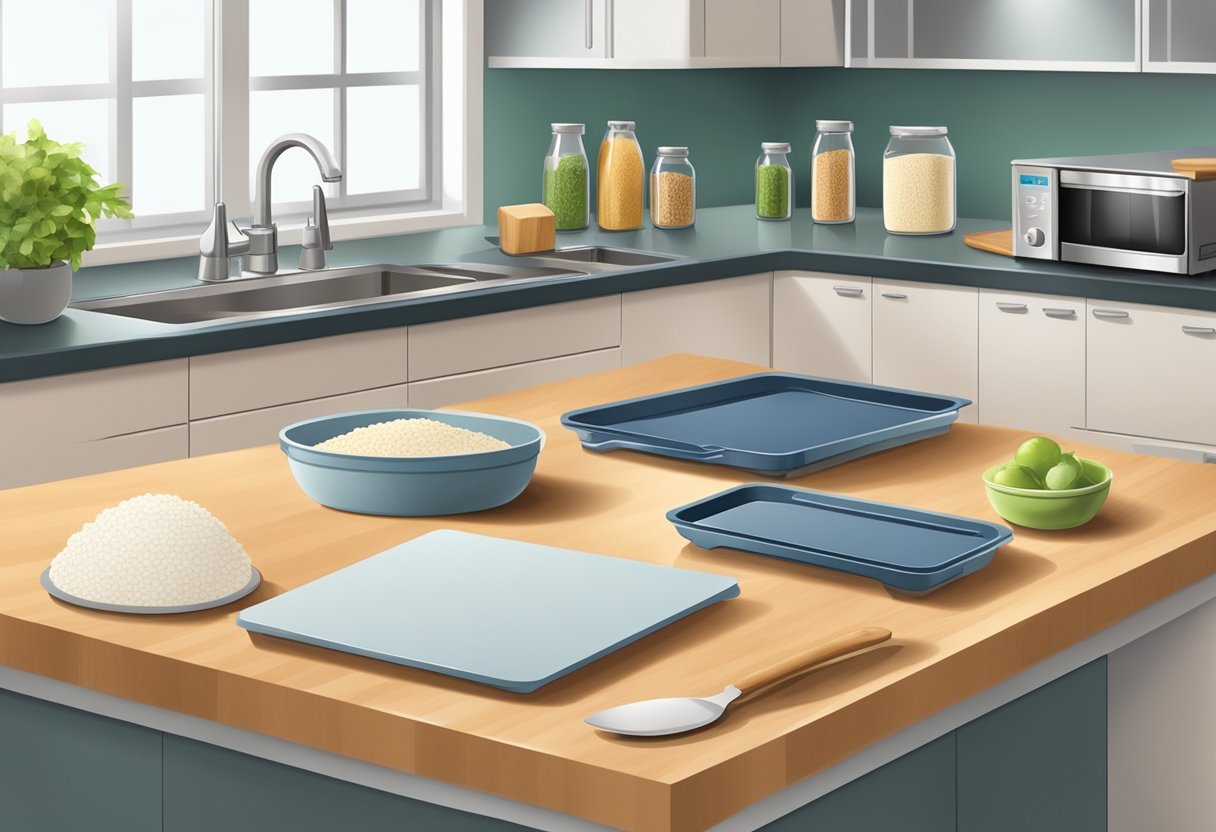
[{"x1": 3, "y1": 205, "x2": 1215, "y2": 383}]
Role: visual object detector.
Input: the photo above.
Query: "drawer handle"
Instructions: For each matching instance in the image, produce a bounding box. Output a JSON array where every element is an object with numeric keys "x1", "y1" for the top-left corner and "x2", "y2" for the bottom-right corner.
[
  {"x1": 881, "y1": 292, "x2": 908, "y2": 300},
  {"x1": 833, "y1": 285, "x2": 864, "y2": 298},
  {"x1": 1182, "y1": 325, "x2": 1216, "y2": 336},
  {"x1": 1042, "y1": 307, "x2": 1077, "y2": 319},
  {"x1": 1092, "y1": 308, "x2": 1130, "y2": 319},
  {"x1": 996, "y1": 302, "x2": 1028, "y2": 313}
]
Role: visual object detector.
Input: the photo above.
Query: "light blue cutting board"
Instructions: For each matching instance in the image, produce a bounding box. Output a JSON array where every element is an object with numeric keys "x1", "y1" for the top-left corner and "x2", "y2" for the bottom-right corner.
[{"x1": 236, "y1": 530, "x2": 740, "y2": 693}]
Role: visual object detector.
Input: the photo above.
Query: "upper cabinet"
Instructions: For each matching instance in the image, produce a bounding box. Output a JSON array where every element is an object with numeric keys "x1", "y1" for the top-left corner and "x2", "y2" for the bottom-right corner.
[
  {"x1": 846, "y1": 0, "x2": 1141, "y2": 72},
  {"x1": 487, "y1": 0, "x2": 845, "y2": 69},
  {"x1": 1143, "y1": 0, "x2": 1216, "y2": 73}
]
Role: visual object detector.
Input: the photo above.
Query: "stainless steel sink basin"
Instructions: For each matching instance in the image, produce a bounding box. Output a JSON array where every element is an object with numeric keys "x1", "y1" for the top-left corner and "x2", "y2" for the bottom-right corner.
[
  {"x1": 414, "y1": 262, "x2": 585, "y2": 280},
  {"x1": 72, "y1": 265, "x2": 483, "y2": 325},
  {"x1": 526, "y1": 246, "x2": 682, "y2": 270}
]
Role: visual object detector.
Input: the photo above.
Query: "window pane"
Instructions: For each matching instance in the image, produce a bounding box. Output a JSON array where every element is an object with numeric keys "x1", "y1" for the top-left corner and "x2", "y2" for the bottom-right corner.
[
  {"x1": 347, "y1": 0, "x2": 420, "y2": 73},
  {"x1": 346, "y1": 86, "x2": 420, "y2": 195},
  {"x1": 249, "y1": 89, "x2": 336, "y2": 204},
  {"x1": 2, "y1": 0, "x2": 110, "y2": 87},
  {"x1": 249, "y1": 0, "x2": 335, "y2": 76},
  {"x1": 132, "y1": 0, "x2": 205, "y2": 81},
  {"x1": 132, "y1": 95, "x2": 204, "y2": 215},
  {"x1": 3, "y1": 100, "x2": 113, "y2": 184}
]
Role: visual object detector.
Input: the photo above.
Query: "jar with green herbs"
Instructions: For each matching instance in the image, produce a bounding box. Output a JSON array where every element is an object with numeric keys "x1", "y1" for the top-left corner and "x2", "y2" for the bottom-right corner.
[
  {"x1": 542, "y1": 123, "x2": 589, "y2": 231},
  {"x1": 755, "y1": 142, "x2": 793, "y2": 221}
]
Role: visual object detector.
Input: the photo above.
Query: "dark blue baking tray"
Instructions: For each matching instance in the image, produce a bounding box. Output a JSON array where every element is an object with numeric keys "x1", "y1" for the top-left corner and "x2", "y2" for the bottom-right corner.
[
  {"x1": 561, "y1": 373, "x2": 970, "y2": 477},
  {"x1": 667, "y1": 484, "x2": 1012, "y2": 594}
]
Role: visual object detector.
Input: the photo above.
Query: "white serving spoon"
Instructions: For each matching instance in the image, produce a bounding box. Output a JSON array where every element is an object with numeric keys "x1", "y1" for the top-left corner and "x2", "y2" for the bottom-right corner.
[{"x1": 585, "y1": 627, "x2": 893, "y2": 737}]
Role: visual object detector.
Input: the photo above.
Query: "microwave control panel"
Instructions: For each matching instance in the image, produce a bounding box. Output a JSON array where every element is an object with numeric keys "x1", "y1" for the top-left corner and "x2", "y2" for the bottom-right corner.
[{"x1": 1013, "y1": 165, "x2": 1056, "y2": 260}]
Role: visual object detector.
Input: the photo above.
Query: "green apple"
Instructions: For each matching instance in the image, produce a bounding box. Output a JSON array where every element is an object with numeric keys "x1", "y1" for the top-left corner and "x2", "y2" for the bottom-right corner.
[
  {"x1": 1045, "y1": 455, "x2": 1083, "y2": 490},
  {"x1": 993, "y1": 464, "x2": 1044, "y2": 489},
  {"x1": 1014, "y1": 436, "x2": 1062, "y2": 480}
]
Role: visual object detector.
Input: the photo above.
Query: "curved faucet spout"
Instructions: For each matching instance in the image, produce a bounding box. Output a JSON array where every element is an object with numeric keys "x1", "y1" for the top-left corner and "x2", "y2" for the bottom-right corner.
[{"x1": 252, "y1": 133, "x2": 342, "y2": 228}]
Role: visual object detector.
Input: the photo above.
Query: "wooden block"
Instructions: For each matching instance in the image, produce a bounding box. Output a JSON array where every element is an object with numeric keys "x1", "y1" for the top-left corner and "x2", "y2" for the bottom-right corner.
[
  {"x1": 963, "y1": 229, "x2": 1014, "y2": 257},
  {"x1": 497, "y1": 203, "x2": 555, "y2": 255}
]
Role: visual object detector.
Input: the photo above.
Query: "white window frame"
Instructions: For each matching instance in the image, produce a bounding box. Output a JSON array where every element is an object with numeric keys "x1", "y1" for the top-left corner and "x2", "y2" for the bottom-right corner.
[{"x1": 86, "y1": 0, "x2": 482, "y2": 267}]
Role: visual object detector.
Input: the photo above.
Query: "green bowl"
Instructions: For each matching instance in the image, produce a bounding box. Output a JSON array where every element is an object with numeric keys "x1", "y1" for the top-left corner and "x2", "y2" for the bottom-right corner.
[{"x1": 981, "y1": 458, "x2": 1112, "y2": 530}]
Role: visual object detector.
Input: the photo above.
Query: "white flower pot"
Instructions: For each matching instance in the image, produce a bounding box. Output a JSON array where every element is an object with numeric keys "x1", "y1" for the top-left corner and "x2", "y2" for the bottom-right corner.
[{"x1": 0, "y1": 260, "x2": 72, "y2": 324}]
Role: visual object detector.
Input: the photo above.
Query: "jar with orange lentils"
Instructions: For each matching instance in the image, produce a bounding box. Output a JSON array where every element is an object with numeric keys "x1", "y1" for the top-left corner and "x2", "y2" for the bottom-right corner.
[{"x1": 597, "y1": 120, "x2": 644, "y2": 231}]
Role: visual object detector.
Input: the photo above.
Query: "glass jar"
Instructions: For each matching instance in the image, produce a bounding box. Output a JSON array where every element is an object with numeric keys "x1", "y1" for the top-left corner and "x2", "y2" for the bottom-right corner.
[
  {"x1": 755, "y1": 142, "x2": 793, "y2": 221},
  {"x1": 883, "y1": 126, "x2": 956, "y2": 235},
  {"x1": 650, "y1": 147, "x2": 695, "y2": 229},
  {"x1": 597, "y1": 120, "x2": 644, "y2": 231},
  {"x1": 542, "y1": 123, "x2": 589, "y2": 231},
  {"x1": 812, "y1": 120, "x2": 855, "y2": 224}
]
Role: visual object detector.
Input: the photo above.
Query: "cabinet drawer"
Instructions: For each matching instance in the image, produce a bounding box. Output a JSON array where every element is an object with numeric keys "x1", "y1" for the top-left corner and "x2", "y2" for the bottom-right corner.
[
  {"x1": 873, "y1": 280, "x2": 978, "y2": 423},
  {"x1": 979, "y1": 290, "x2": 1084, "y2": 434},
  {"x1": 408, "y1": 296, "x2": 620, "y2": 382},
  {"x1": 190, "y1": 385, "x2": 408, "y2": 457},
  {"x1": 772, "y1": 271, "x2": 871, "y2": 382},
  {"x1": 190, "y1": 328, "x2": 408, "y2": 419},
  {"x1": 1087, "y1": 300, "x2": 1216, "y2": 445},
  {"x1": 408, "y1": 349, "x2": 621, "y2": 410},
  {"x1": 0, "y1": 425, "x2": 188, "y2": 490},
  {"x1": 622, "y1": 274, "x2": 771, "y2": 366},
  {"x1": 0, "y1": 359, "x2": 187, "y2": 448}
]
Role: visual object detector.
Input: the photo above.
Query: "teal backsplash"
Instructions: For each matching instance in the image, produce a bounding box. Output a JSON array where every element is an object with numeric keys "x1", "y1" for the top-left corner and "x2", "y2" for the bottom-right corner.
[{"x1": 485, "y1": 66, "x2": 1216, "y2": 224}]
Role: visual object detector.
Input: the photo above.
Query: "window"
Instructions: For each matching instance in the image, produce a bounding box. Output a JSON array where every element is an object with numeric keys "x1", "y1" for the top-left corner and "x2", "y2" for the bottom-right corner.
[{"x1": 0, "y1": 0, "x2": 482, "y2": 265}]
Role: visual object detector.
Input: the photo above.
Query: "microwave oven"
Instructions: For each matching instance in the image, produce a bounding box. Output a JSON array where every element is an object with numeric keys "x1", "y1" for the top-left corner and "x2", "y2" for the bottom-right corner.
[{"x1": 1011, "y1": 148, "x2": 1216, "y2": 275}]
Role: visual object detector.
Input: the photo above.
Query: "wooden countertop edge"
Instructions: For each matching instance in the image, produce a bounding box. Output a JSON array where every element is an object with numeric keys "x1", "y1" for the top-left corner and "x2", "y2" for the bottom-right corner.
[
  {"x1": 5, "y1": 529, "x2": 1214, "y2": 832},
  {"x1": 666, "y1": 530, "x2": 1216, "y2": 832}
]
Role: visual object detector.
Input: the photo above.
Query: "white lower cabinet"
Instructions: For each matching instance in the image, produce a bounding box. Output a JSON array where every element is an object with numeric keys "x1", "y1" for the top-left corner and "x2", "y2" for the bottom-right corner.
[
  {"x1": 978, "y1": 290, "x2": 1084, "y2": 435},
  {"x1": 872, "y1": 280, "x2": 979, "y2": 423},
  {"x1": 621, "y1": 273, "x2": 771, "y2": 366},
  {"x1": 0, "y1": 360, "x2": 188, "y2": 488},
  {"x1": 408, "y1": 348, "x2": 621, "y2": 409},
  {"x1": 772, "y1": 271, "x2": 871, "y2": 382},
  {"x1": 1087, "y1": 300, "x2": 1216, "y2": 446},
  {"x1": 189, "y1": 385, "x2": 408, "y2": 457}
]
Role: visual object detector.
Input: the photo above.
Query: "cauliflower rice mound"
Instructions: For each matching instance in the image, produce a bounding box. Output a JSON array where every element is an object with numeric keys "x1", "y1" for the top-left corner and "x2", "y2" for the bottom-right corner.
[
  {"x1": 315, "y1": 417, "x2": 511, "y2": 457},
  {"x1": 48, "y1": 493, "x2": 253, "y2": 608}
]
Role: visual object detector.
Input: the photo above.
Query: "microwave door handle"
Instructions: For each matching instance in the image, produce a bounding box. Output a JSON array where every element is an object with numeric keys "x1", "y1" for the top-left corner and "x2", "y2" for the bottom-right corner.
[{"x1": 1060, "y1": 182, "x2": 1186, "y2": 198}]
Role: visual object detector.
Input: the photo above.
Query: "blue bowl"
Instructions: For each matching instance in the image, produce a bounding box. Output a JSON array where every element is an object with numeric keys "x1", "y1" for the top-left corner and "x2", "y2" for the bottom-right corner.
[{"x1": 280, "y1": 409, "x2": 545, "y2": 516}]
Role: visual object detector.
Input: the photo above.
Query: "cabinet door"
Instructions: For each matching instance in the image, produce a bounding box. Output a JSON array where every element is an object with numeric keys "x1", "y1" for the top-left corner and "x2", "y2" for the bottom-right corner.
[
  {"x1": 1086, "y1": 300, "x2": 1216, "y2": 446},
  {"x1": 190, "y1": 385, "x2": 407, "y2": 457},
  {"x1": 409, "y1": 296, "x2": 620, "y2": 381},
  {"x1": 762, "y1": 734, "x2": 956, "y2": 831},
  {"x1": 957, "y1": 659, "x2": 1107, "y2": 832},
  {"x1": 0, "y1": 690, "x2": 161, "y2": 832},
  {"x1": 705, "y1": 0, "x2": 780, "y2": 62},
  {"x1": 612, "y1": 0, "x2": 697, "y2": 61},
  {"x1": 772, "y1": 271, "x2": 871, "y2": 382},
  {"x1": 873, "y1": 280, "x2": 978, "y2": 423},
  {"x1": 0, "y1": 425, "x2": 188, "y2": 489},
  {"x1": 622, "y1": 274, "x2": 771, "y2": 366},
  {"x1": 978, "y1": 290, "x2": 1084, "y2": 434},
  {"x1": 485, "y1": 0, "x2": 607, "y2": 59},
  {"x1": 190, "y1": 328, "x2": 407, "y2": 419},
  {"x1": 780, "y1": 0, "x2": 844, "y2": 67},
  {"x1": 1144, "y1": 0, "x2": 1216, "y2": 72},
  {"x1": 408, "y1": 348, "x2": 620, "y2": 409}
]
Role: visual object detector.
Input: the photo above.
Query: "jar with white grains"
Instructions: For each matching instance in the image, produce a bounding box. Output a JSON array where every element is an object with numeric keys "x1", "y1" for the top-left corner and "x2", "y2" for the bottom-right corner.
[
  {"x1": 883, "y1": 126, "x2": 956, "y2": 235},
  {"x1": 812, "y1": 120, "x2": 855, "y2": 224}
]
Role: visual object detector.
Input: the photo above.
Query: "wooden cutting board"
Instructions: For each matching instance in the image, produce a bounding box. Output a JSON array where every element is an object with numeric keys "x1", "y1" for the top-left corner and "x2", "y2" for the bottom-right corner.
[
  {"x1": 963, "y1": 228, "x2": 1013, "y2": 257},
  {"x1": 1170, "y1": 158, "x2": 1216, "y2": 180}
]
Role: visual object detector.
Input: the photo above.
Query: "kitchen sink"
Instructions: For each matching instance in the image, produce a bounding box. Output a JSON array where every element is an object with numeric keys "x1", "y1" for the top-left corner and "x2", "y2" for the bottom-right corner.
[
  {"x1": 72, "y1": 265, "x2": 487, "y2": 325},
  {"x1": 531, "y1": 246, "x2": 681, "y2": 267}
]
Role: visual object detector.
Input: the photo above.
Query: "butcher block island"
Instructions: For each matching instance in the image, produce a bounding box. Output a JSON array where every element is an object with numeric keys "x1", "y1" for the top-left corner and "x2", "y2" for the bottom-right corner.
[{"x1": 3, "y1": 354, "x2": 1216, "y2": 832}]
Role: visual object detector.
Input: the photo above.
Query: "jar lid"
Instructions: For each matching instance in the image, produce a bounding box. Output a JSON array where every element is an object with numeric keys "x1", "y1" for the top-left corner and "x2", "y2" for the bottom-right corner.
[
  {"x1": 816, "y1": 120, "x2": 853, "y2": 133},
  {"x1": 890, "y1": 125, "x2": 948, "y2": 137},
  {"x1": 607, "y1": 120, "x2": 636, "y2": 130},
  {"x1": 761, "y1": 142, "x2": 791, "y2": 153},
  {"x1": 551, "y1": 123, "x2": 585, "y2": 134},
  {"x1": 656, "y1": 146, "x2": 689, "y2": 157}
]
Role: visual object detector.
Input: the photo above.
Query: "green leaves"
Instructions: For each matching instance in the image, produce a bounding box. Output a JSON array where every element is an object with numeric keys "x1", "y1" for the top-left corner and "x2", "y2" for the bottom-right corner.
[{"x1": 0, "y1": 119, "x2": 133, "y2": 271}]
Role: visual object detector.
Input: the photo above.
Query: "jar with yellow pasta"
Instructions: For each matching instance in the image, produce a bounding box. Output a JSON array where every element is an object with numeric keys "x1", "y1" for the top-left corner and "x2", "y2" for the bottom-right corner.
[{"x1": 597, "y1": 120, "x2": 644, "y2": 231}]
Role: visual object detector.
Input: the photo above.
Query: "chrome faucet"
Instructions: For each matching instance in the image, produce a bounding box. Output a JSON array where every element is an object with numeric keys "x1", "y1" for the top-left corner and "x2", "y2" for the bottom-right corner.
[{"x1": 198, "y1": 133, "x2": 342, "y2": 282}]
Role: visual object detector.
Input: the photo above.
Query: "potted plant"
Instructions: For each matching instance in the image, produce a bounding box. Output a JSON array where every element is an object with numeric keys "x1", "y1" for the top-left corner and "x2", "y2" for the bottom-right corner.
[{"x1": 0, "y1": 119, "x2": 132, "y2": 324}]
